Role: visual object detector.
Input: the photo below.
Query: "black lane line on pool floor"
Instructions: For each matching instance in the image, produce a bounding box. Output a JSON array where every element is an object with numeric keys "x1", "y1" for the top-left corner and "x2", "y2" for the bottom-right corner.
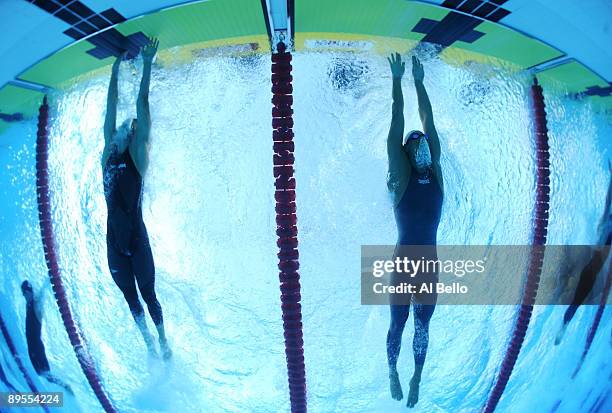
[{"x1": 27, "y1": 0, "x2": 148, "y2": 59}]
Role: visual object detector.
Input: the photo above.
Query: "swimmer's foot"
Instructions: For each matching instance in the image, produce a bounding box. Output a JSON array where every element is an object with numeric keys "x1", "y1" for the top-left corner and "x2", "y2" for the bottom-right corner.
[
  {"x1": 389, "y1": 368, "x2": 403, "y2": 401},
  {"x1": 407, "y1": 375, "x2": 420, "y2": 408},
  {"x1": 144, "y1": 334, "x2": 158, "y2": 357},
  {"x1": 64, "y1": 384, "x2": 75, "y2": 396},
  {"x1": 160, "y1": 338, "x2": 172, "y2": 361},
  {"x1": 555, "y1": 323, "x2": 567, "y2": 345}
]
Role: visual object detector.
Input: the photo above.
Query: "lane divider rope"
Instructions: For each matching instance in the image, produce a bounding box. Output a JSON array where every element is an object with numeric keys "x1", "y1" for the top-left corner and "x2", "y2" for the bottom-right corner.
[
  {"x1": 35, "y1": 96, "x2": 117, "y2": 413},
  {"x1": 271, "y1": 42, "x2": 307, "y2": 413},
  {"x1": 482, "y1": 78, "x2": 551, "y2": 413}
]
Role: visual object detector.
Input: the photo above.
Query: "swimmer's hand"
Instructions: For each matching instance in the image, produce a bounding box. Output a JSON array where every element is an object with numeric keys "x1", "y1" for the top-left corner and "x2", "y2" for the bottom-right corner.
[
  {"x1": 388, "y1": 53, "x2": 405, "y2": 79},
  {"x1": 412, "y1": 56, "x2": 424, "y2": 83},
  {"x1": 142, "y1": 37, "x2": 159, "y2": 63},
  {"x1": 112, "y1": 51, "x2": 127, "y2": 71}
]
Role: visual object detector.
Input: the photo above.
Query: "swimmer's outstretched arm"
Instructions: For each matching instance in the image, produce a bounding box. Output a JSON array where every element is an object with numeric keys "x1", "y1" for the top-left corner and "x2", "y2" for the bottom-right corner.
[
  {"x1": 412, "y1": 57, "x2": 439, "y2": 163},
  {"x1": 104, "y1": 53, "x2": 125, "y2": 146},
  {"x1": 133, "y1": 37, "x2": 158, "y2": 175},
  {"x1": 387, "y1": 53, "x2": 410, "y2": 193},
  {"x1": 412, "y1": 56, "x2": 443, "y2": 188}
]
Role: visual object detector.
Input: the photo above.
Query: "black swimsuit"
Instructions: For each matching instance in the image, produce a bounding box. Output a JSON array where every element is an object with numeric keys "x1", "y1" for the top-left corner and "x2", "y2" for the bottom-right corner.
[
  {"x1": 103, "y1": 149, "x2": 163, "y2": 325},
  {"x1": 25, "y1": 301, "x2": 49, "y2": 375},
  {"x1": 104, "y1": 149, "x2": 146, "y2": 255},
  {"x1": 391, "y1": 169, "x2": 443, "y2": 302},
  {"x1": 394, "y1": 169, "x2": 443, "y2": 246}
]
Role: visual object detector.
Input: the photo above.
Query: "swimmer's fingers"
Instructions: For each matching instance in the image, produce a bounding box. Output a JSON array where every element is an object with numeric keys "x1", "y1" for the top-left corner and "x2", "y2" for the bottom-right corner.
[
  {"x1": 142, "y1": 37, "x2": 159, "y2": 60},
  {"x1": 151, "y1": 37, "x2": 159, "y2": 51}
]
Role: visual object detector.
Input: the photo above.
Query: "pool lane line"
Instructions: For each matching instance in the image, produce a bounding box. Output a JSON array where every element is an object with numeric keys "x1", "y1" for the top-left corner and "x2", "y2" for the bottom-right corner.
[
  {"x1": 482, "y1": 77, "x2": 551, "y2": 413},
  {"x1": 0, "y1": 313, "x2": 51, "y2": 413},
  {"x1": 35, "y1": 96, "x2": 117, "y2": 413},
  {"x1": 272, "y1": 42, "x2": 307, "y2": 413},
  {"x1": 0, "y1": 362, "x2": 18, "y2": 392}
]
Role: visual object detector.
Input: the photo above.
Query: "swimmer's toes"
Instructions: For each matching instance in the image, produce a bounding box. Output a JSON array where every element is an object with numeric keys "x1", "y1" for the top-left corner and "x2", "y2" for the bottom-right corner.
[{"x1": 389, "y1": 371, "x2": 403, "y2": 401}]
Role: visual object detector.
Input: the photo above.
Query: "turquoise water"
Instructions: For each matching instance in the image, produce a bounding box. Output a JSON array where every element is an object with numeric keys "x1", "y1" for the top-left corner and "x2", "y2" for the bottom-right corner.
[{"x1": 0, "y1": 49, "x2": 611, "y2": 412}]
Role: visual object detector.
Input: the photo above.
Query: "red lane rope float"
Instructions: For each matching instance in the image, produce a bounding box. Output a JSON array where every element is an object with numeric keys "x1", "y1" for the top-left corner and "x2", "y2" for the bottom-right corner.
[
  {"x1": 0, "y1": 313, "x2": 51, "y2": 413},
  {"x1": 272, "y1": 42, "x2": 307, "y2": 413},
  {"x1": 482, "y1": 78, "x2": 551, "y2": 413},
  {"x1": 35, "y1": 96, "x2": 117, "y2": 413},
  {"x1": 571, "y1": 266, "x2": 612, "y2": 379}
]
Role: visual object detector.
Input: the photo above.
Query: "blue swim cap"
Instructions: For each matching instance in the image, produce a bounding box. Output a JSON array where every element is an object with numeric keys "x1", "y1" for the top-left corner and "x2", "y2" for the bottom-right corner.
[{"x1": 404, "y1": 130, "x2": 427, "y2": 146}]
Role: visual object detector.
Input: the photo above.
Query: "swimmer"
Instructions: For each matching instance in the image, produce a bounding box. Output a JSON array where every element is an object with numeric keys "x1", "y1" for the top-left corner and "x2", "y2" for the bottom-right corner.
[
  {"x1": 555, "y1": 161, "x2": 612, "y2": 345},
  {"x1": 385, "y1": 54, "x2": 444, "y2": 408},
  {"x1": 102, "y1": 38, "x2": 171, "y2": 360},
  {"x1": 21, "y1": 280, "x2": 73, "y2": 394}
]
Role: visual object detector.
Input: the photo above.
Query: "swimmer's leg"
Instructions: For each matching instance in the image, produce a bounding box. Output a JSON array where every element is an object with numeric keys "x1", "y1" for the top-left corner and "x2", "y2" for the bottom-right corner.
[
  {"x1": 387, "y1": 304, "x2": 410, "y2": 401},
  {"x1": 408, "y1": 303, "x2": 435, "y2": 408},
  {"x1": 108, "y1": 246, "x2": 156, "y2": 354},
  {"x1": 556, "y1": 250, "x2": 604, "y2": 345},
  {"x1": 42, "y1": 371, "x2": 73, "y2": 395},
  {"x1": 133, "y1": 237, "x2": 171, "y2": 360}
]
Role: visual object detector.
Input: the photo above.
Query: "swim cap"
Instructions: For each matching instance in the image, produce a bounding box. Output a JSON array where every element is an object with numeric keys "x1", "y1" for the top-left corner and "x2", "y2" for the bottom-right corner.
[
  {"x1": 21, "y1": 280, "x2": 32, "y2": 293},
  {"x1": 414, "y1": 135, "x2": 432, "y2": 170},
  {"x1": 404, "y1": 130, "x2": 427, "y2": 146}
]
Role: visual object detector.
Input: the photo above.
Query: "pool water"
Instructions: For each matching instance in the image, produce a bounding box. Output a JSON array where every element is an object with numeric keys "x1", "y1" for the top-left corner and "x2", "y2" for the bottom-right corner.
[{"x1": 0, "y1": 47, "x2": 611, "y2": 412}]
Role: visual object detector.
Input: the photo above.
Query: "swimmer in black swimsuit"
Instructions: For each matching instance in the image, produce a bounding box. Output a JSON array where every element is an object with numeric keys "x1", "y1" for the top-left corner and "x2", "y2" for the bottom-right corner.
[
  {"x1": 103, "y1": 38, "x2": 171, "y2": 360},
  {"x1": 385, "y1": 54, "x2": 444, "y2": 408},
  {"x1": 555, "y1": 161, "x2": 612, "y2": 345},
  {"x1": 21, "y1": 280, "x2": 73, "y2": 394}
]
